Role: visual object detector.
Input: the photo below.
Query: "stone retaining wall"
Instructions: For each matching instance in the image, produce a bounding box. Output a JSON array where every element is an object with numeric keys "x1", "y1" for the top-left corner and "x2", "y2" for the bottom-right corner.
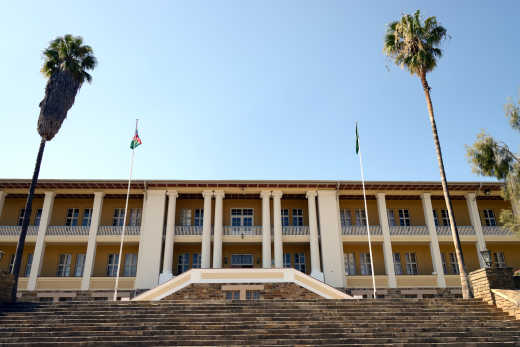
[
  {"x1": 18, "y1": 289, "x2": 144, "y2": 302},
  {"x1": 492, "y1": 289, "x2": 520, "y2": 319},
  {"x1": 345, "y1": 287, "x2": 462, "y2": 299},
  {"x1": 469, "y1": 267, "x2": 514, "y2": 305},
  {"x1": 0, "y1": 271, "x2": 14, "y2": 303}
]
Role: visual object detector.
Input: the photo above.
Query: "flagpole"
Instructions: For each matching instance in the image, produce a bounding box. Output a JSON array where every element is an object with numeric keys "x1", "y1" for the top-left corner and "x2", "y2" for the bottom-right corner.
[
  {"x1": 113, "y1": 119, "x2": 138, "y2": 301},
  {"x1": 356, "y1": 122, "x2": 377, "y2": 299}
]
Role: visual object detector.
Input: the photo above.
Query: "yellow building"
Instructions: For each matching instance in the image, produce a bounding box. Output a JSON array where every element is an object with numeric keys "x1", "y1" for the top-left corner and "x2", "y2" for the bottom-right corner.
[{"x1": 0, "y1": 179, "x2": 519, "y2": 301}]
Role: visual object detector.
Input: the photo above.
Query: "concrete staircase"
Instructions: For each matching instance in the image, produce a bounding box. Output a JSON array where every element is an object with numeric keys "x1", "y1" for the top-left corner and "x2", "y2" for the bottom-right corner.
[{"x1": 0, "y1": 299, "x2": 519, "y2": 346}]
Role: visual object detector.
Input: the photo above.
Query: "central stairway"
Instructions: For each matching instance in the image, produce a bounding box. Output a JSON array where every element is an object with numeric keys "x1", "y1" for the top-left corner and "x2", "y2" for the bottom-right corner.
[{"x1": 0, "y1": 299, "x2": 519, "y2": 346}]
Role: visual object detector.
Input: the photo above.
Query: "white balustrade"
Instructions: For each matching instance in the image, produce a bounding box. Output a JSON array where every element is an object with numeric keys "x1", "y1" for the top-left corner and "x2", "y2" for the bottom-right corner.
[
  {"x1": 389, "y1": 226, "x2": 428, "y2": 235},
  {"x1": 436, "y1": 226, "x2": 475, "y2": 235},
  {"x1": 0, "y1": 226, "x2": 39, "y2": 236},
  {"x1": 282, "y1": 226, "x2": 310, "y2": 235},
  {"x1": 175, "y1": 226, "x2": 203, "y2": 236},
  {"x1": 46, "y1": 226, "x2": 90, "y2": 235},
  {"x1": 97, "y1": 225, "x2": 141, "y2": 236},
  {"x1": 482, "y1": 226, "x2": 513, "y2": 235},
  {"x1": 224, "y1": 226, "x2": 262, "y2": 236},
  {"x1": 342, "y1": 225, "x2": 382, "y2": 235}
]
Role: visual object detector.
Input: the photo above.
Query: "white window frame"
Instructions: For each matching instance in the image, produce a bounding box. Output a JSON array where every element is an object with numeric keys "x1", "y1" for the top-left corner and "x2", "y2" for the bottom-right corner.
[
  {"x1": 294, "y1": 253, "x2": 306, "y2": 273},
  {"x1": 340, "y1": 209, "x2": 352, "y2": 226},
  {"x1": 24, "y1": 253, "x2": 33, "y2": 277},
  {"x1": 128, "y1": 208, "x2": 142, "y2": 226},
  {"x1": 393, "y1": 253, "x2": 402, "y2": 275},
  {"x1": 344, "y1": 252, "x2": 356, "y2": 275},
  {"x1": 360, "y1": 253, "x2": 372, "y2": 275},
  {"x1": 433, "y1": 210, "x2": 439, "y2": 227},
  {"x1": 449, "y1": 252, "x2": 459, "y2": 274},
  {"x1": 230, "y1": 208, "x2": 254, "y2": 227},
  {"x1": 281, "y1": 209, "x2": 289, "y2": 226},
  {"x1": 112, "y1": 208, "x2": 125, "y2": 226},
  {"x1": 17, "y1": 209, "x2": 26, "y2": 226},
  {"x1": 355, "y1": 209, "x2": 366, "y2": 226},
  {"x1": 283, "y1": 253, "x2": 291, "y2": 268},
  {"x1": 398, "y1": 209, "x2": 411, "y2": 226},
  {"x1": 123, "y1": 253, "x2": 137, "y2": 276},
  {"x1": 57, "y1": 254, "x2": 72, "y2": 277},
  {"x1": 65, "y1": 208, "x2": 80, "y2": 226},
  {"x1": 192, "y1": 253, "x2": 201, "y2": 268},
  {"x1": 74, "y1": 253, "x2": 86, "y2": 277},
  {"x1": 493, "y1": 251, "x2": 505, "y2": 268},
  {"x1": 106, "y1": 254, "x2": 119, "y2": 277},
  {"x1": 180, "y1": 209, "x2": 192, "y2": 226},
  {"x1": 292, "y1": 209, "x2": 304, "y2": 226},
  {"x1": 177, "y1": 253, "x2": 190, "y2": 274},
  {"x1": 441, "y1": 209, "x2": 450, "y2": 226},
  {"x1": 483, "y1": 209, "x2": 496, "y2": 226},
  {"x1": 387, "y1": 209, "x2": 396, "y2": 227},
  {"x1": 405, "y1": 252, "x2": 418, "y2": 275},
  {"x1": 231, "y1": 254, "x2": 253, "y2": 267},
  {"x1": 34, "y1": 209, "x2": 43, "y2": 226},
  {"x1": 194, "y1": 208, "x2": 204, "y2": 227},
  {"x1": 81, "y1": 208, "x2": 92, "y2": 227}
]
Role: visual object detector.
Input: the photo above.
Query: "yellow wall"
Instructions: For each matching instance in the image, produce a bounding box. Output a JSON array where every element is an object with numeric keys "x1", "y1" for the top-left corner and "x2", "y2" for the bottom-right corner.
[
  {"x1": 40, "y1": 244, "x2": 87, "y2": 276},
  {"x1": 50, "y1": 198, "x2": 94, "y2": 225},
  {"x1": 280, "y1": 199, "x2": 309, "y2": 225},
  {"x1": 100, "y1": 198, "x2": 143, "y2": 226},
  {"x1": 386, "y1": 199, "x2": 425, "y2": 226},
  {"x1": 391, "y1": 243, "x2": 433, "y2": 275},
  {"x1": 339, "y1": 200, "x2": 379, "y2": 225},
  {"x1": 431, "y1": 199, "x2": 471, "y2": 225},
  {"x1": 176, "y1": 199, "x2": 205, "y2": 225},
  {"x1": 486, "y1": 242, "x2": 520, "y2": 269},
  {"x1": 172, "y1": 244, "x2": 202, "y2": 274},
  {"x1": 0, "y1": 197, "x2": 44, "y2": 225},
  {"x1": 92, "y1": 244, "x2": 139, "y2": 277},
  {"x1": 342, "y1": 243, "x2": 385, "y2": 275},
  {"x1": 439, "y1": 243, "x2": 480, "y2": 273},
  {"x1": 0, "y1": 243, "x2": 35, "y2": 275},
  {"x1": 223, "y1": 199, "x2": 262, "y2": 225},
  {"x1": 477, "y1": 199, "x2": 510, "y2": 225}
]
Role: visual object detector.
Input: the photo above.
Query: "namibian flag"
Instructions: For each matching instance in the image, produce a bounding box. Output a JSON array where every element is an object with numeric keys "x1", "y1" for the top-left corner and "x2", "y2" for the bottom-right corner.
[{"x1": 130, "y1": 130, "x2": 142, "y2": 149}]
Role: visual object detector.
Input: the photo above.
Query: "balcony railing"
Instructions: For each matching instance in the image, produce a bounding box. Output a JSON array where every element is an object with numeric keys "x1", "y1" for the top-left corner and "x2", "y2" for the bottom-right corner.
[
  {"x1": 97, "y1": 226, "x2": 141, "y2": 236},
  {"x1": 390, "y1": 226, "x2": 429, "y2": 235},
  {"x1": 0, "y1": 226, "x2": 39, "y2": 236},
  {"x1": 282, "y1": 226, "x2": 310, "y2": 235},
  {"x1": 175, "y1": 226, "x2": 203, "y2": 236},
  {"x1": 342, "y1": 226, "x2": 382, "y2": 235},
  {"x1": 47, "y1": 226, "x2": 89, "y2": 235},
  {"x1": 224, "y1": 226, "x2": 262, "y2": 236},
  {"x1": 482, "y1": 226, "x2": 513, "y2": 235},
  {"x1": 436, "y1": 226, "x2": 475, "y2": 235}
]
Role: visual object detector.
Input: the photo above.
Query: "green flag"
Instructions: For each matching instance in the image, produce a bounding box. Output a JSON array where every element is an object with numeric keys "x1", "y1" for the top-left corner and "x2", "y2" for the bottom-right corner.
[
  {"x1": 355, "y1": 122, "x2": 359, "y2": 154},
  {"x1": 130, "y1": 129, "x2": 142, "y2": 149}
]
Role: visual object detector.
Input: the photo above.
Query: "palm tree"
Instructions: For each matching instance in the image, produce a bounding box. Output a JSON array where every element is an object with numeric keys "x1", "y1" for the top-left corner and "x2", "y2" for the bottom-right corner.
[
  {"x1": 383, "y1": 11, "x2": 472, "y2": 299},
  {"x1": 10, "y1": 35, "x2": 96, "y2": 302}
]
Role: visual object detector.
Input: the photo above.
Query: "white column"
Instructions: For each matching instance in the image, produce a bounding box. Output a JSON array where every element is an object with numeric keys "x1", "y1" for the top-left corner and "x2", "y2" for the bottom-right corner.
[
  {"x1": 376, "y1": 193, "x2": 396, "y2": 288},
  {"x1": 316, "y1": 190, "x2": 346, "y2": 288},
  {"x1": 465, "y1": 193, "x2": 486, "y2": 268},
  {"x1": 159, "y1": 190, "x2": 178, "y2": 284},
  {"x1": 81, "y1": 192, "x2": 104, "y2": 290},
  {"x1": 306, "y1": 191, "x2": 323, "y2": 280},
  {"x1": 201, "y1": 190, "x2": 213, "y2": 269},
  {"x1": 135, "y1": 190, "x2": 166, "y2": 289},
  {"x1": 0, "y1": 191, "x2": 6, "y2": 219},
  {"x1": 421, "y1": 193, "x2": 446, "y2": 288},
  {"x1": 212, "y1": 190, "x2": 225, "y2": 268},
  {"x1": 28, "y1": 191, "x2": 55, "y2": 291},
  {"x1": 260, "y1": 191, "x2": 272, "y2": 269},
  {"x1": 272, "y1": 191, "x2": 283, "y2": 268}
]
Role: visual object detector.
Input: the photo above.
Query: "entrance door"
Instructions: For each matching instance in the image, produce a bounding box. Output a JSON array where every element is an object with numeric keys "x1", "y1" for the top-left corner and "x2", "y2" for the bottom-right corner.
[{"x1": 231, "y1": 254, "x2": 254, "y2": 268}]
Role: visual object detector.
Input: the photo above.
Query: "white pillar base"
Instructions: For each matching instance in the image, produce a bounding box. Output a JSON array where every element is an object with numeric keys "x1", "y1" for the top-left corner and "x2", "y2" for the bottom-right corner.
[
  {"x1": 159, "y1": 272, "x2": 173, "y2": 285},
  {"x1": 311, "y1": 271, "x2": 325, "y2": 282}
]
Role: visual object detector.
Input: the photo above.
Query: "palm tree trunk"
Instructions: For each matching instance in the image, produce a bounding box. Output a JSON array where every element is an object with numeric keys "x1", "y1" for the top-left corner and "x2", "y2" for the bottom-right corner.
[
  {"x1": 10, "y1": 138, "x2": 46, "y2": 303},
  {"x1": 420, "y1": 72, "x2": 472, "y2": 299}
]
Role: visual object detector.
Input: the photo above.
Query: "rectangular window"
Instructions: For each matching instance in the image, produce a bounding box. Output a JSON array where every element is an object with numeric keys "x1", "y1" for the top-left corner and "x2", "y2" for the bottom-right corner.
[
  {"x1": 112, "y1": 208, "x2": 125, "y2": 226},
  {"x1": 8, "y1": 254, "x2": 15, "y2": 273},
  {"x1": 283, "y1": 253, "x2": 291, "y2": 268},
  {"x1": 17, "y1": 209, "x2": 25, "y2": 226},
  {"x1": 106, "y1": 254, "x2": 119, "y2": 277},
  {"x1": 34, "y1": 209, "x2": 43, "y2": 226},
  {"x1": 56, "y1": 254, "x2": 72, "y2": 277},
  {"x1": 231, "y1": 208, "x2": 254, "y2": 227},
  {"x1": 441, "y1": 253, "x2": 447, "y2": 274},
  {"x1": 194, "y1": 209, "x2": 204, "y2": 226},
  {"x1": 292, "y1": 209, "x2": 304, "y2": 226},
  {"x1": 294, "y1": 253, "x2": 306, "y2": 273},
  {"x1": 180, "y1": 209, "x2": 192, "y2": 226},
  {"x1": 393, "y1": 253, "x2": 402, "y2": 275},
  {"x1": 344, "y1": 252, "x2": 356, "y2": 275},
  {"x1": 493, "y1": 251, "x2": 505, "y2": 268},
  {"x1": 123, "y1": 253, "x2": 137, "y2": 276},
  {"x1": 192, "y1": 253, "x2": 201, "y2": 268},
  {"x1": 246, "y1": 290, "x2": 260, "y2": 300},
  {"x1": 225, "y1": 290, "x2": 240, "y2": 300},
  {"x1": 74, "y1": 254, "x2": 86, "y2": 277},
  {"x1": 24, "y1": 253, "x2": 33, "y2": 277},
  {"x1": 129, "y1": 208, "x2": 142, "y2": 226},
  {"x1": 177, "y1": 253, "x2": 189, "y2": 274},
  {"x1": 65, "y1": 208, "x2": 80, "y2": 226},
  {"x1": 398, "y1": 209, "x2": 411, "y2": 226},
  {"x1": 449, "y1": 252, "x2": 459, "y2": 274},
  {"x1": 340, "y1": 209, "x2": 352, "y2": 226},
  {"x1": 355, "y1": 209, "x2": 366, "y2": 226},
  {"x1": 483, "y1": 209, "x2": 497, "y2": 226},
  {"x1": 387, "y1": 209, "x2": 396, "y2": 226},
  {"x1": 433, "y1": 210, "x2": 439, "y2": 227},
  {"x1": 81, "y1": 209, "x2": 92, "y2": 227},
  {"x1": 405, "y1": 252, "x2": 418, "y2": 275},
  {"x1": 441, "y1": 209, "x2": 450, "y2": 226},
  {"x1": 360, "y1": 253, "x2": 372, "y2": 275},
  {"x1": 231, "y1": 254, "x2": 253, "y2": 267},
  {"x1": 281, "y1": 209, "x2": 289, "y2": 226}
]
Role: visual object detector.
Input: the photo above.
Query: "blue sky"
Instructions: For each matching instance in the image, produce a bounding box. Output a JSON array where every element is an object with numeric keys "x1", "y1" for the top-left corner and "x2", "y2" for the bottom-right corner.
[{"x1": 1, "y1": 1, "x2": 518, "y2": 182}]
